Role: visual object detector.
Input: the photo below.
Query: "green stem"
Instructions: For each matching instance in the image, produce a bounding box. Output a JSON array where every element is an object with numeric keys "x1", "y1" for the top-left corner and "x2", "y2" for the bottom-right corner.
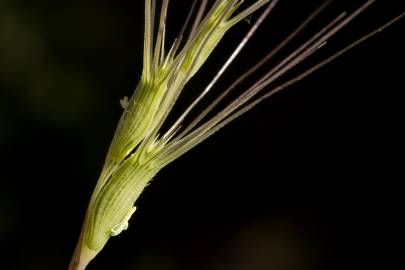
[{"x1": 68, "y1": 214, "x2": 97, "y2": 270}]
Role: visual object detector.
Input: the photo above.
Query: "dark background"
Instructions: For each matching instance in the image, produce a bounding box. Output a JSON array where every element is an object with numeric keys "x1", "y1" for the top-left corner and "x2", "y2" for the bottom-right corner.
[{"x1": 0, "y1": 0, "x2": 403, "y2": 269}]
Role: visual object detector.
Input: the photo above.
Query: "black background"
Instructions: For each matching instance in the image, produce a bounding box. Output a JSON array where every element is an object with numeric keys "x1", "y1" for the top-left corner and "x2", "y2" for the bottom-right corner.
[{"x1": 0, "y1": 0, "x2": 403, "y2": 269}]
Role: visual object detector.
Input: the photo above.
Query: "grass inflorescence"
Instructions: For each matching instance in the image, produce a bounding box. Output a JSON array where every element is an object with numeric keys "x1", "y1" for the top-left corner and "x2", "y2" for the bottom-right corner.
[{"x1": 68, "y1": 1, "x2": 404, "y2": 269}]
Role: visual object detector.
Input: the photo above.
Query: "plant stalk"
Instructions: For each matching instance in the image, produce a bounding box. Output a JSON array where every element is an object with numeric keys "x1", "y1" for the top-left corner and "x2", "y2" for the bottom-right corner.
[{"x1": 68, "y1": 213, "x2": 97, "y2": 270}]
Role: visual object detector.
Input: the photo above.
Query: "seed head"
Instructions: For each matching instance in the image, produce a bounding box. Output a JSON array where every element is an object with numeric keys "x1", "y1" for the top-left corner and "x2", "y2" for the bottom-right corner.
[{"x1": 69, "y1": 1, "x2": 404, "y2": 269}]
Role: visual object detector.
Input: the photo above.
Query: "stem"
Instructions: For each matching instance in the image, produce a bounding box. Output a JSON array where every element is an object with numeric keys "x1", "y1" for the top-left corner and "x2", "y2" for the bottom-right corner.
[{"x1": 68, "y1": 213, "x2": 97, "y2": 270}]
